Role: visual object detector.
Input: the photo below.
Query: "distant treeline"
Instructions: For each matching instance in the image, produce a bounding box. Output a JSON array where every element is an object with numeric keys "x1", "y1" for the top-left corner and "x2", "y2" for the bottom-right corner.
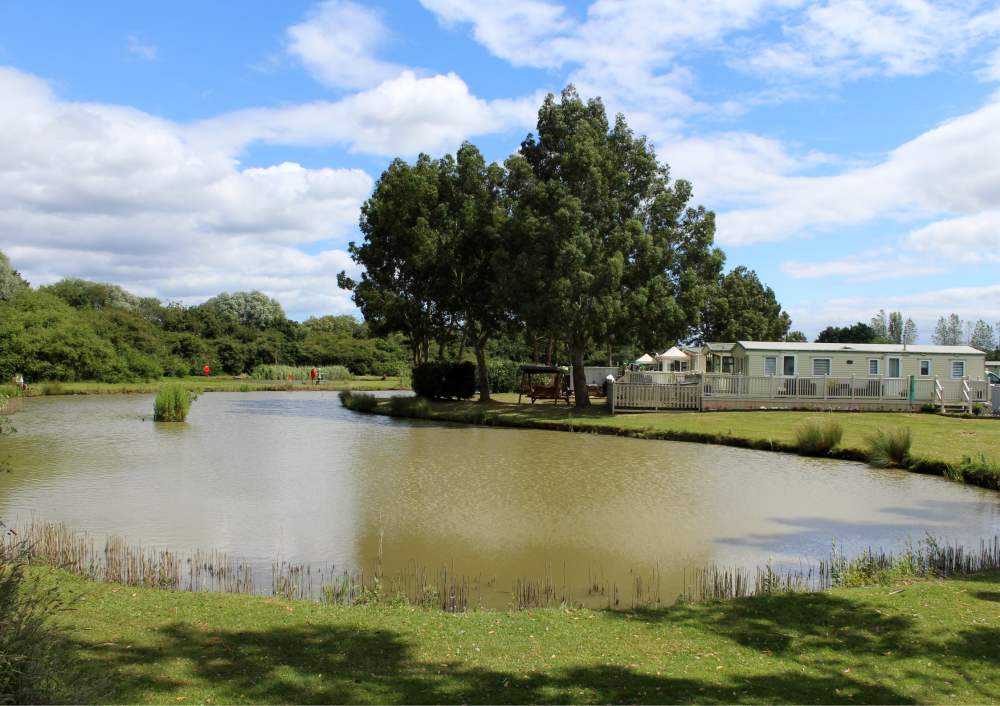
[{"x1": 0, "y1": 277, "x2": 412, "y2": 383}]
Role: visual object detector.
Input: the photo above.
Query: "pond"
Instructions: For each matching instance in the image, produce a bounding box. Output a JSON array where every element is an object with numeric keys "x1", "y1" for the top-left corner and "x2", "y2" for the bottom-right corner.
[{"x1": 1, "y1": 392, "x2": 997, "y2": 606}]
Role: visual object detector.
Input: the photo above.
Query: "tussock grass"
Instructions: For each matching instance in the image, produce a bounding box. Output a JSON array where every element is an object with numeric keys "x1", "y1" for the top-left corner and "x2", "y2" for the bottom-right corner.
[
  {"x1": 865, "y1": 426, "x2": 913, "y2": 468},
  {"x1": 41, "y1": 380, "x2": 64, "y2": 396},
  {"x1": 793, "y1": 418, "x2": 843, "y2": 456},
  {"x1": 153, "y1": 384, "x2": 195, "y2": 422},
  {"x1": 0, "y1": 385, "x2": 22, "y2": 415},
  {"x1": 387, "y1": 395, "x2": 430, "y2": 418},
  {"x1": 338, "y1": 390, "x2": 378, "y2": 413}
]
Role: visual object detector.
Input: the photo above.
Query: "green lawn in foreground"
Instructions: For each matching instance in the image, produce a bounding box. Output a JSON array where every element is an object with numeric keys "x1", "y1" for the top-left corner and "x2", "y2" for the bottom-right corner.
[
  {"x1": 37, "y1": 567, "x2": 1000, "y2": 705},
  {"x1": 23, "y1": 376, "x2": 409, "y2": 396},
  {"x1": 387, "y1": 394, "x2": 1000, "y2": 465}
]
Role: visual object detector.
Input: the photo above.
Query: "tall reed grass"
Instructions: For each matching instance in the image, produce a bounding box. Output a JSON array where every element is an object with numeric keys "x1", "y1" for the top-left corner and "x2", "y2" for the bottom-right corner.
[
  {"x1": 338, "y1": 390, "x2": 379, "y2": 412},
  {"x1": 865, "y1": 426, "x2": 912, "y2": 468},
  {"x1": 793, "y1": 418, "x2": 843, "y2": 456},
  {"x1": 41, "y1": 380, "x2": 64, "y2": 396},
  {"x1": 248, "y1": 364, "x2": 354, "y2": 381},
  {"x1": 153, "y1": 384, "x2": 195, "y2": 421},
  {"x1": 387, "y1": 395, "x2": 430, "y2": 418},
  {"x1": 0, "y1": 386, "x2": 22, "y2": 415}
]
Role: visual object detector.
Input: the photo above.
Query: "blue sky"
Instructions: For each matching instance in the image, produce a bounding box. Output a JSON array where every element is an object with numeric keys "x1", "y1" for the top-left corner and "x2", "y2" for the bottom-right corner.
[{"x1": 2, "y1": 0, "x2": 999, "y2": 341}]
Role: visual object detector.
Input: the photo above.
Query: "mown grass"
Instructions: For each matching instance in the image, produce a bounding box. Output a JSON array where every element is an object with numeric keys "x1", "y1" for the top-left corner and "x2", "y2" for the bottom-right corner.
[{"x1": 31, "y1": 566, "x2": 1000, "y2": 704}]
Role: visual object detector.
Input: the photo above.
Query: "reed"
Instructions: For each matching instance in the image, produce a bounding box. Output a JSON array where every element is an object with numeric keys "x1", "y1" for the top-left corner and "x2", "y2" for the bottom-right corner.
[
  {"x1": 0, "y1": 386, "x2": 21, "y2": 415},
  {"x1": 387, "y1": 395, "x2": 431, "y2": 418},
  {"x1": 793, "y1": 418, "x2": 843, "y2": 456},
  {"x1": 153, "y1": 383, "x2": 195, "y2": 421},
  {"x1": 338, "y1": 390, "x2": 379, "y2": 412},
  {"x1": 41, "y1": 380, "x2": 64, "y2": 396},
  {"x1": 248, "y1": 364, "x2": 354, "y2": 381},
  {"x1": 865, "y1": 425, "x2": 912, "y2": 468}
]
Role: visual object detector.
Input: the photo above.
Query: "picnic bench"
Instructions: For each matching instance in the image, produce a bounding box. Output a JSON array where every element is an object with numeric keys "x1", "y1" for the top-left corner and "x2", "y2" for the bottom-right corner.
[{"x1": 518, "y1": 365, "x2": 572, "y2": 404}]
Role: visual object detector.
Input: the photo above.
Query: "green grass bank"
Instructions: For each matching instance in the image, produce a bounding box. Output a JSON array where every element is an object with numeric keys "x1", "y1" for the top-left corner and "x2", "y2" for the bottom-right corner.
[
  {"x1": 32, "y1": 566, "x2": 1000, "y2": 705},
  {"x1": 345, "y1": 393, "x2": 1000, "y2": 490}
]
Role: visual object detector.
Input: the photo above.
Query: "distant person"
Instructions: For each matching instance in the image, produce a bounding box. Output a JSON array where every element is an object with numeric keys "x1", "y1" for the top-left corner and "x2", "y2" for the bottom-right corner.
[
  {"x1": 14, "y1": 373, "x2": 26, "y2": 391},
  {"x1": 381, "y1": 373, "x2": 387, "y2": 381},
  {"x1": 311, "y1": 367, "x2": 316, "y2": 384}
]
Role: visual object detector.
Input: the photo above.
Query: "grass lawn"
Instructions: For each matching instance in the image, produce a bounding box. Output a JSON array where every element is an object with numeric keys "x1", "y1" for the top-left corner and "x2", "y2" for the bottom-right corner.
[
  {"x1": 20, "y1": 376, "x2": 410, "y2": 396},
  {"x1": 37, "y1": 567, "x2": 1000, "y2": 705},
  {"x1": 371, "y1": 393, "x2": 1000, "y2": 466}
]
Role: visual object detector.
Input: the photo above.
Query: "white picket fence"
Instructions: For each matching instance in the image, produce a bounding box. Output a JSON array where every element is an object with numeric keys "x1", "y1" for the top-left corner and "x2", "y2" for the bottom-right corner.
[{"x1": 610, "y1": 373, "x2": 991, "y2": 413}]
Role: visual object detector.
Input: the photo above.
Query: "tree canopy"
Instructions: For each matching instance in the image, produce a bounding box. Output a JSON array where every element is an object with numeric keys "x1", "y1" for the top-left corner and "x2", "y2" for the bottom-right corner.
[
  {"x1": 695, "y1": 266, "x2": 790, "y2": 343},
  {"x1": 203, "y1": 291, "x2": 285, "y2": 330},
  {"x1": 815, "y1": 322, "x2": 877, "y2": 344}
]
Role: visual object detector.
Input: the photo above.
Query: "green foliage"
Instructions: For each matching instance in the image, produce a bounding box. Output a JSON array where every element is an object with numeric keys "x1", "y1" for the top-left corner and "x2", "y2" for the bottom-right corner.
[
  {"x1": 783, "y1": 330, "x2": 807, "y2": 342},
  {"x1": 203, "y1": 291, "x2": 285, "y2": 330},
  {"x1": 793, "y1": 419, "x2": 843, "y2": 456},
  {"x1": 41, "y1": 380, "x2": 64, "y2": 396},
  {"x1": 698, "y1": 266, "x2": 790, "y2": 343},
  {"x1": 932, "y1": 313, "x2": 965, "y2": 346},
  {"x1": 302, "y1": 315, "x2": 368, "y2": 338},
  {"x1": 338, "y1": 391, "x2": 379, "y2": 413},
  {"x1": 387, "y1": 395, "x2": 431, "y2": 418},
  {"x1": 865, "y1": 426, "x2": 912, "y2": 468},
  {"x1": 42, "y1": 276, "x2": 140, "y2": 311},
  {"x1": 411, "y1": 361, "x2": 476, "y2": 400},
  {"x1": 815, "y1": 322, "x2": 876, "y2": 344},
  {"x1": 920, "y1": 402, "x2": 937, "y2": 413},
  {"x1": 0, "y1": 556, "x2": 110, "y2": 702},
  {"x1": 0, "y1": 249, "x2": 28, "y2": 302},
  {"x1": 247, "y1": 364, "x2": 354, "y2": 381},
  {"x1": 485, "y1": 360, "x2": 521, "y2": 394},
  {"x1": 153, "y1": 384, "x2": 194, "y2": 422},
  {"x1": 870, "y1": 309, "x2": 917, "y2": 345}
]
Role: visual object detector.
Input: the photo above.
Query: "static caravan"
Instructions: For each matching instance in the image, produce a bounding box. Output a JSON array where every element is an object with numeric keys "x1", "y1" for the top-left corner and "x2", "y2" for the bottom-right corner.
[{"x1": 730, "y1": 342, "x2": 987, "y2": 380}]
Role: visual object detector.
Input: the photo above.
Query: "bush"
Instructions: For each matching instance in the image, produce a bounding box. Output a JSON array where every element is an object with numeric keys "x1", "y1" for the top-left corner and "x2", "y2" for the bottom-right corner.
[
  {"x1": 338, "y1": 390, "x2": 379, "y2": 413},
  {"x1": 485, "y1": 360, "x2": 521, "y2": 394},
  {"x1": 793, "y1": 419, "x2": 843, "y2": 456},
  {"x1": 972, "y1": 404, "x2": 984, "y2": 415},
  {"x1": 865, "y1": 426, "x2": 912, "y2": 468},
  {"x1": 41, "y1": 380, "x2": 64, "y2": 396},
  {"x1": 153, "y1": 384, "x2": 194, "y2": 421},
  {"x1": 920, "y1": 402, "x2": 936, "y2": 413},
  {"x1": 411, "y1": 361, "x2": 476, "y2": 400},
  {"x1": 387, "y1": 395, "x2": 431, "y2": 418}
]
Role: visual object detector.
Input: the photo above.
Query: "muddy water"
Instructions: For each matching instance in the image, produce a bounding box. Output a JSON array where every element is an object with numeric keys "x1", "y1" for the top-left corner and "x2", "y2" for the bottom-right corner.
[{"x1": 1, "y1": 392, "x2": 997, "y2": 604}]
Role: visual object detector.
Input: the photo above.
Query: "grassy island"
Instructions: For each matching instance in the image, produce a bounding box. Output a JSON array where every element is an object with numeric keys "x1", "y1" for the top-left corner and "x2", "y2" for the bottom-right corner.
[{"x1": 27, "y1": 565, "x2": 1000, "y2": 705}]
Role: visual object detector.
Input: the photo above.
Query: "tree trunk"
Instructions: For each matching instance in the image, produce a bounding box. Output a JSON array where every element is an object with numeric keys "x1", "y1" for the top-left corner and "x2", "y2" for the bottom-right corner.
[
  {"x1": 438, "y1": 339, "x2": 447, "y2": 362},
  {"x1": 458, "y1": 326, "x2": 468, "y2": 362},
  {"x1": 572, "y1": 338, "x2": 590, "y2": 407},
  {"x1": 530, "y1": 329, "x2": 540, "y2": 364},
  {"x1": 545, "y1": 336, "x2": 554, "y2": 366},
  {"x1": 421, "y1": 339, "x2": 430, "y2": 364},
  {"x1": 606, "y1": 342, "x2": 612, "y2": 366},
  {"x1": 475, "y1": 336, "x2": 491, "y2": 403}
]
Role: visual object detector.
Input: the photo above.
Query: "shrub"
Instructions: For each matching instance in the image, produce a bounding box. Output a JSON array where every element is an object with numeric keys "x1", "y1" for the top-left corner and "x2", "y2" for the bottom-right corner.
[
  {"x1": 41, "y1": 380, "x2": 64, "y2": 396},
  {"x1": 793, "y1": 419, "x2": 843, "y2": 456},
  {"x1": 972, "y1": 404, "x2": 984, "y2": 415},
  {"x1": 153, "y1": 384, "x2": 194, "y2": 421},
  {"x1": 387, "y1": 395, "x2": 431, "y2": 419},
  {"x1": 485, "y1": 360, "x2": 521, "y2": 394},
  {"x1": 920, "y1": 402, "x2": 936, "y2": 413},
  {"x1": 411, "y1": 361, "x2": 476, "y2": 400},
  {"x1": 865, "y1": 426, "x2": 912, "y2": 468},
  {"x1": 338, "y1": 390, "x2": 379, "y2": 413}
]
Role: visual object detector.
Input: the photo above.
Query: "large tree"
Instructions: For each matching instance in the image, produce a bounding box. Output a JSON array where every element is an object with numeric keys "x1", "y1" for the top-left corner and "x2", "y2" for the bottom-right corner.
[
  {"x1": 815, "y1": 322, "x2": 876, "y2": 344},
  {"x1": 502, "y1": 86, "x2": 722, "y2": 407},
  {"x1": 696, "y1": 266, "x2": 791, "y2": 343},
  {"x1": 932, "y1": 314, "x2": 964, "y2": 346}
]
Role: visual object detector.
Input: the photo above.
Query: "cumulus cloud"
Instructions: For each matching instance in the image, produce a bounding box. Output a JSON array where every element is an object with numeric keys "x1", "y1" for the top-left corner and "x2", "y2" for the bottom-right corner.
[
  {"x1": 127, "y1": 35, "x2": 158, "y2": 61},
  {"x1": 189, "y1": 71, "x2": 540, "y2": 157},
  {"x1": 787, "y1": 284, "x2": 1000, "y2": 341},
  {"x1": 286, "y1": 0, "x2": 406, "y2": 90},
  {"x1": 0, "y1": 66, "x2": 373, "y2": 318},
  {"x1": 906, "y1": 212, "x2": 1000, "y2": 264}
]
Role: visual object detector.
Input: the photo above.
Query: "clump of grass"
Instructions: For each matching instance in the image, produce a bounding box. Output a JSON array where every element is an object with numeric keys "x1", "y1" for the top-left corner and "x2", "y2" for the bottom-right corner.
[
  {"x1": 339, "y1": 390, "x2": 379, "y2": 413},
  {"x1": 0, "y1": 549, "x2": 111, "y2": 702},
  {"x1": 249, "y1": 364, "x2": 354, "y2": 381},
  {"x1": 153, "y1": 384, "x2": 195, "y2": 421},
  {"x1": 865, "y1": 426, "x2": 912, "y2": 468},
  {"x1": 387, "y1": 395, "x2": 430, "y2": 418},
  {"x1": 955, "y1": 452, "x2": 1000, "y2": 485},
  {"x1": 793, "y1": 418, "x2": 843, "y2": 456},
  {"x1": 41, "y1": 380, "x2": 64, "y2": 396}
]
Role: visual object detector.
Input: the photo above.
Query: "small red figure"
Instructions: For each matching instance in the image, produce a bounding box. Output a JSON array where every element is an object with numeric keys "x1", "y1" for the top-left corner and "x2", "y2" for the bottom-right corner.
[
  {"x1": 203, "y1": 365, "x2": 209, "y2": 378},
  {"x1": 311, "y1": 367, "x2": 316, "y2": 382}
]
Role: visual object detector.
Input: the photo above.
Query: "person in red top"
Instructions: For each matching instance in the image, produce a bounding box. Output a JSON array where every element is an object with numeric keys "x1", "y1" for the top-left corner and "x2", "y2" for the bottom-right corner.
[{"x1": 311, "y1": 367, "x2": 316, "y2": 384}]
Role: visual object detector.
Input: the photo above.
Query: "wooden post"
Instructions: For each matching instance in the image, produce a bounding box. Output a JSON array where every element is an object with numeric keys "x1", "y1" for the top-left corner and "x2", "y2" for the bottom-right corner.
[{"x1": 851, "y1": 374, "x2": 855, "y2": 401}]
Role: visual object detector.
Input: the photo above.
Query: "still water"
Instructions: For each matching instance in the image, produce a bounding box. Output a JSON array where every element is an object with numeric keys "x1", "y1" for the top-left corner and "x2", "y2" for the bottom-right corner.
[{"x1": 1, "y1": 392, "x2": 997, "y2": 603}]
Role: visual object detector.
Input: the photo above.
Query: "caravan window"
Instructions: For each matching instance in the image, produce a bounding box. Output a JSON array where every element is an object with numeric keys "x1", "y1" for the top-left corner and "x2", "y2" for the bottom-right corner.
[
  {"x1": 951, "y1": 360, "x2": 965, "y2": 379},
  {"x1": 722, "y1": 356, "x2": 734, "y2": 374},
  {"x1": 888, "y1": 357, "x2": 902, "y2": 378},
  {"x1": 764, "y1": 356, "x2": 777, "y2": 376},
  {"x1": 782, "y1": 355, "x2": 796, "y2": 376},
  {"x1": 868, "y1": 359, "x2": 879, "y2": 376},
  {"x1": 919, "y1": 360, "x2": 930, "y2": 376},
  {"x1": 812, "y1": 358, "x2": 831, "y2": 376}
]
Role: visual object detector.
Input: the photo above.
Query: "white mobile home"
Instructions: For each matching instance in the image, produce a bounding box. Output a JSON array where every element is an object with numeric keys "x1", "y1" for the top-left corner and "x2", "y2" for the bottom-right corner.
[{"x1": 729, "y1": 342, "x2": 986, "y2": 381}]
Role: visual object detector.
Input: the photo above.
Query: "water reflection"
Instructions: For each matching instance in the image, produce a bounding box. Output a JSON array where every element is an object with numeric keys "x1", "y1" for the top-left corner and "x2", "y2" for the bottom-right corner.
[{"x1": 0, "y1": 392, "x2": 997, "y2": 605}]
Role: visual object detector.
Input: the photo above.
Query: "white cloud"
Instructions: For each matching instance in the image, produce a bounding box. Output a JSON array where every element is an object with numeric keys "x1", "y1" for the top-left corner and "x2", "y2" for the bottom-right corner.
[
  {"x1": 127, "y1": 35, "x2": 157, "y2": 61},
  {"x1": 906, "y1": 212, "x2": 1000, "y2": 264},
  {"x1": 189, "y1": 71, "x2": 540, "y2": 157},
  {"x1": 286, "y1": 0, "x2": 406, "y2": 90},
  {"x1": 714, "y1": 97, "x2": 1000, "y2": 245},
  {"x1": 0, "y1": 66, "x2": 373, "y2": 318},
  {"x1": 779, "y1": 255, "x2": 950, "y2": 282},
  {"x1": 787, "y1": 284, "x2": 1000, "y2": 341}
]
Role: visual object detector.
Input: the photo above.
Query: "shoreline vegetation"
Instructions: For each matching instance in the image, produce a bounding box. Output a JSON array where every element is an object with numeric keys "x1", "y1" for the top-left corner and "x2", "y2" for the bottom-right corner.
[
  {"x1": 14, "y1": 375, "x2": 411, "y2": 397},
  {"x1": 340, "y1": 392, "x2": 1000, "y2": 491},
  {"x1": 8, "y1": 525, "x2": 1000, "y2": 704}
]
